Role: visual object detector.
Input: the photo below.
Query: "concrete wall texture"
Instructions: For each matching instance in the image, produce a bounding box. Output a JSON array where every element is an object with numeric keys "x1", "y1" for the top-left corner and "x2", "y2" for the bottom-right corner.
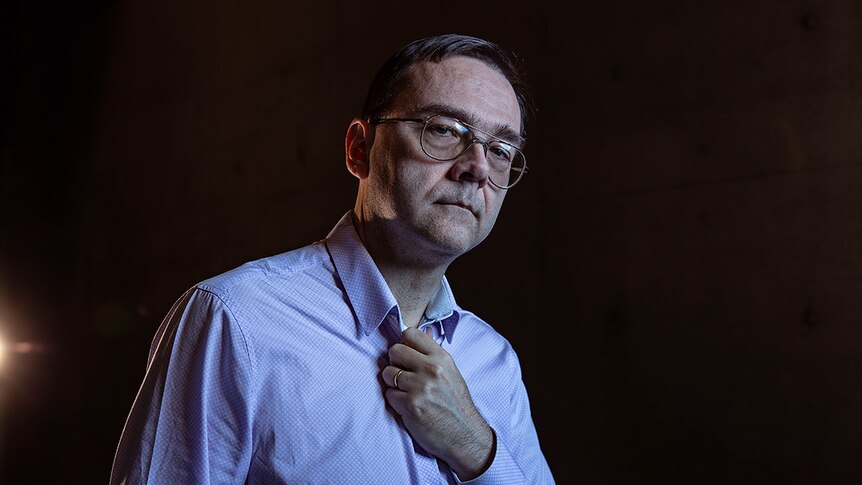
[{"x1": 2, "y1": 1, "x2": 861, "y2": 483}]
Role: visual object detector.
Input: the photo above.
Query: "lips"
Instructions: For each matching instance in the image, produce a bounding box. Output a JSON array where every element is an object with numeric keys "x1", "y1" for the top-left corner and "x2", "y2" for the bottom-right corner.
[{"x1": 436, "y1": 199, "x2": 479, "y2": 217}]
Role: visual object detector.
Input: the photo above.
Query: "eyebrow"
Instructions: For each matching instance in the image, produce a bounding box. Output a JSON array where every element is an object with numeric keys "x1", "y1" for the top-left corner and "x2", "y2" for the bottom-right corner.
[{"x1": 411, "y1": 103, "x2": 525, "y2": 147}]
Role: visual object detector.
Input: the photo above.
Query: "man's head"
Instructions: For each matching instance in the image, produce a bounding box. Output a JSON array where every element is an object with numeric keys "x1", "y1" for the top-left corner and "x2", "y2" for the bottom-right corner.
[{"x1": 346, "y1": 35, "x2": 530, "y2": 268}]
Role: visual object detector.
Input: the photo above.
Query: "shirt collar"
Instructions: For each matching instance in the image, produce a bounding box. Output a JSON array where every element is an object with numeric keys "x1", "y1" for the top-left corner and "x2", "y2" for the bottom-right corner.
[
  {"x1": 423, "y1": 278, "x2": 459, "y2": 343},
  {"x1": 324, "y1": 212, "x2": 460, "y2": 342}
]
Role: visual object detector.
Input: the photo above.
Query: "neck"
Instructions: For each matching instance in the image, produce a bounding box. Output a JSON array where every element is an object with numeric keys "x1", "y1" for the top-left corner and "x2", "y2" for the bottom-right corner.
[
  {"x1": 377, "y1": 261, "x2": 445, "y2": 328},
  {"x1": 351, "y1": 211, "x2": 449, "y2": 328}
]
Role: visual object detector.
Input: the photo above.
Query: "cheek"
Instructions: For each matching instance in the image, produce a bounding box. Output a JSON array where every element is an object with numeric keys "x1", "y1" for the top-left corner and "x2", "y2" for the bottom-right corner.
[
  {"x1": 372, "y1": 138, "x2": 424, "y2": 185},
  {"x1": 371, "y1": 158, "x2": 436, "y2": 213},
  {"x1": 396, "y1": 158, "x2": 448, "y2": 195},
  {"x1": 369, "y1": 135, "x2": 458, "y2": 205},
  {"x1": 484, "y1": 190, "x2": 506, "y2": 218}
]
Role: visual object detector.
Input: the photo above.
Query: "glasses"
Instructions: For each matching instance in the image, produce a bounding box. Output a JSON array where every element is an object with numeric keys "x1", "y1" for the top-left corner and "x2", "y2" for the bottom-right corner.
[{"x1": 370, "y1": 114, "x2": 528, "y2": 189}]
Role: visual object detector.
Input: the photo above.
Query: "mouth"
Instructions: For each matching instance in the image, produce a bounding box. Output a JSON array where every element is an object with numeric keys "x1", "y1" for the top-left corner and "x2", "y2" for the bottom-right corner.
[{"x1": 436, "y1": 200, "x2": 479, "y2": 217}]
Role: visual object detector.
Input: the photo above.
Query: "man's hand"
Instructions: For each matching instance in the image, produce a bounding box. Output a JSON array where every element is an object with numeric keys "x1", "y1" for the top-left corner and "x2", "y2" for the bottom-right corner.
[{"x1": 382, "y1": 327, "x2": 494, "y2": 480}]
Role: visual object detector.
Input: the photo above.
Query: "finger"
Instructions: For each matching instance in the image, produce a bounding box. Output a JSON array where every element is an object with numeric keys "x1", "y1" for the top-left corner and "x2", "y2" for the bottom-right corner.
[
  {"x1": 388, "y1": 342, "x2": 426, "y2": 370},
  {"x1": 384, "y1": 387, "x2": 411, "y2": 416},
  {"x1": 381, "y1": 365, "x2": 411, "y2": 390},
  {"x1": 401, "y1": 327, "x2": 443, "y2": 355}
]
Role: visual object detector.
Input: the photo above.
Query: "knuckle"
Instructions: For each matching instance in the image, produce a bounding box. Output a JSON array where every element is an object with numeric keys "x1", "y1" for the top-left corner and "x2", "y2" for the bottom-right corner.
[
  {"x1": 418, "y1": 381, "x2": 434, "y2": 395},
  {"x1": 405, "y1": 396, "x2": 424, "y2": 416},
  {"x1": 403, "y1": 327, "x2": 420, "y2": 341},
  {"x1": 427, "y1": 363, "x2": 445, "y2": 378},
  {"x1": 388, "y1": 344, "x2": 402, "y2": 360}
]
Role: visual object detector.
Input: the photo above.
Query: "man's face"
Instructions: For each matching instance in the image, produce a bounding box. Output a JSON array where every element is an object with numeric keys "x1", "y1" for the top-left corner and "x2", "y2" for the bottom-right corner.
[{"x1": 361, "y1": 55, "x2": 522, "y2": 265}]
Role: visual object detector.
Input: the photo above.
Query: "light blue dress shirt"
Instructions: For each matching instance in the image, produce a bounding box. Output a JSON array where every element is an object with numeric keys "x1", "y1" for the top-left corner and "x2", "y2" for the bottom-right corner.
[{"x1": 111, "y1": 212, "x2": 554, "y2": 484}]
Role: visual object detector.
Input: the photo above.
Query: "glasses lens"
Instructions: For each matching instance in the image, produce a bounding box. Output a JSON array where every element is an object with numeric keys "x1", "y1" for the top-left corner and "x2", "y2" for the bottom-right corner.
[
  {"x1": 489, "y1": 149, "x2": 526, "y2": 189},
  {"x1": 421, "y1": 116, "x2": 470, "y2": 159},
  {"x1": 420, "y1": 115, "x2": 527, "y2": 189}
]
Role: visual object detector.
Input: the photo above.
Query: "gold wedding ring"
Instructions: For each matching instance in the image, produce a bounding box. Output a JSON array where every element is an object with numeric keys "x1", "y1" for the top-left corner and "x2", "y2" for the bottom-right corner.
[{"x1": 394, "y1": 369, "x2": 405, "y2": 390}]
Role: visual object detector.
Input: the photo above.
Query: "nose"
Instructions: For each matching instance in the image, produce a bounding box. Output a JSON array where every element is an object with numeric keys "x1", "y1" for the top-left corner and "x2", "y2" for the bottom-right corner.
[{"x1": 448, "y1": 139, "x2": 490, "y2": 188}]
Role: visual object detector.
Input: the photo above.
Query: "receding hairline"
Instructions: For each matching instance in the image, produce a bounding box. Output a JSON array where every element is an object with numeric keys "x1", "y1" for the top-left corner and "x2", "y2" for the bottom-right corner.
[{"x1": 382, "y1": 57, "x2": 524, "y2": 142}]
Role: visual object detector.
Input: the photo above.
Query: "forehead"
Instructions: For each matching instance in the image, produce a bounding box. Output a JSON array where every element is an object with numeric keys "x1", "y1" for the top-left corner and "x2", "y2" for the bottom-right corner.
[{"x1": 393, "y1": 55, "x2": 522, "y2": 136}]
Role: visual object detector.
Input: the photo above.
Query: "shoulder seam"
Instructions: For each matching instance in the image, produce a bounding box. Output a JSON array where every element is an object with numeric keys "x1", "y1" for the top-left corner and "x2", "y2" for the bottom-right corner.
[{"x1": 191, "y1": 286, "x2": 257, "y2": 379}]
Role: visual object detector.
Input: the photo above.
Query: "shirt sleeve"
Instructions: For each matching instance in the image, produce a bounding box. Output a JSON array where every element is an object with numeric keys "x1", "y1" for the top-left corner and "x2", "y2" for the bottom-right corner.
[
  {"x1": 110, "y1": 287, "x2": 256, "y2": 485},
  {"x1": 457, "y1": 347, "x2": 555, "y2": 485}
]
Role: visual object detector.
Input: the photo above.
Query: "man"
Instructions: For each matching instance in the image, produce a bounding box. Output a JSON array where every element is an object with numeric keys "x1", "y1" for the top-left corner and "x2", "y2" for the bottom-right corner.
[{"x1": 111, "y1": 34, "x2": 554, "y2": 484}]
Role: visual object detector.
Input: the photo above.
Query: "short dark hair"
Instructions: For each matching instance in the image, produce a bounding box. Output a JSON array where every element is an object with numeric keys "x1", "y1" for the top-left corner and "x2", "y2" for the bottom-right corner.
[{"x1": 361, "y1": 34, "x2": 533, "y2": 137}]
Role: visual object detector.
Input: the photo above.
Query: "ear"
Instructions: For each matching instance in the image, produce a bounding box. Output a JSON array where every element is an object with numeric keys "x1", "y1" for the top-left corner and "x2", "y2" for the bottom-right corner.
[{"x1": 345, "y1": 118, "x2": 372, "y2": 179}]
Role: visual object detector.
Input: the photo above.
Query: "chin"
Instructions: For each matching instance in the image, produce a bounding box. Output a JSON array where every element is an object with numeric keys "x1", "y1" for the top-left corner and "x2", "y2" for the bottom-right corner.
[{"x1": 422, "y1": 223, "x2": 487, "y2": 259}]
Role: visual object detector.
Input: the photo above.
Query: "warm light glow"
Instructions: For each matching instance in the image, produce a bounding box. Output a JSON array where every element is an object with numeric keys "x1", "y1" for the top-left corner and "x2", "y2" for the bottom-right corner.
[{"x1": 0, "y1": 334, "x2": 6, "y2": 371}]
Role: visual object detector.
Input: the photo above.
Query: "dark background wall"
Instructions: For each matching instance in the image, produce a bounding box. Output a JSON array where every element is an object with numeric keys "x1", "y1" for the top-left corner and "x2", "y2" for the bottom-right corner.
[{"x1": 2, "y1": 1, "x2": 861, "y2": 483}]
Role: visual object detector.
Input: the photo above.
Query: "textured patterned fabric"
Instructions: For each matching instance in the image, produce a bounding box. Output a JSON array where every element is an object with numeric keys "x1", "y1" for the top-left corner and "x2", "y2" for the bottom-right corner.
[{"x1": 110, "y1": 212, "x2": 554, "y2": 484}]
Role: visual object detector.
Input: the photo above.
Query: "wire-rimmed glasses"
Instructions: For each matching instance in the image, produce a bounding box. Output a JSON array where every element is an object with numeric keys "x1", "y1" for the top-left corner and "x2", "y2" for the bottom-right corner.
[{"x1": 371, "y1": 114, "x2": 528, "y2": 189}]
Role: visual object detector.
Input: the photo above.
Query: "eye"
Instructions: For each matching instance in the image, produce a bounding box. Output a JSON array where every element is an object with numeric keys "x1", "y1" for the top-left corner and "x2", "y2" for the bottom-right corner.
[
  {"x1": 426, "y1": 120, "x2": 457, "y2": 136},
  {"x1": 488, "y1": 143, "x2": 515, "y2": 163}
]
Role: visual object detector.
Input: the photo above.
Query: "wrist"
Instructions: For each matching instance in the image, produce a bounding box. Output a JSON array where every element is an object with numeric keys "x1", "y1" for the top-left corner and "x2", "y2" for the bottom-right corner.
[{"x1": 449, "y1": 424, "x2": 495, "y2": 481}]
